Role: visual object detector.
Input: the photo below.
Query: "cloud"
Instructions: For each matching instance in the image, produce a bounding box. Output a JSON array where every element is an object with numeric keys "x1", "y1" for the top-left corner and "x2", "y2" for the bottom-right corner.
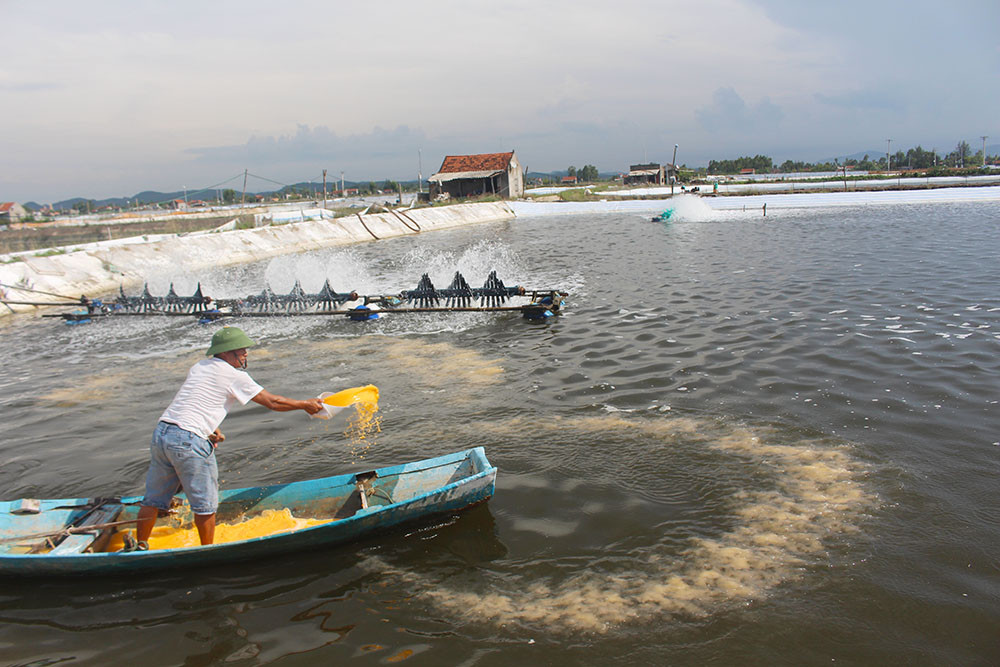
[
  {"x1": 814, "y1": 89, "x2": 905, "y2": 112},
  {"x1": 189, "y1": 125, "x2": 429, "y2": 164},
  {"x1": 695, "y1": 87, "x2": 784, "y2": 133},
  {"x1": 0, "y1": 81, "x2": 63, "y2": 93}
]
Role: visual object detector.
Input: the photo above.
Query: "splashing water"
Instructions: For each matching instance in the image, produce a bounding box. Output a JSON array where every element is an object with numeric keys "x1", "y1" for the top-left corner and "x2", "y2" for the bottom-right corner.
[{"x1": 665, "y1": 194, "x2": 719, "y2": 222}]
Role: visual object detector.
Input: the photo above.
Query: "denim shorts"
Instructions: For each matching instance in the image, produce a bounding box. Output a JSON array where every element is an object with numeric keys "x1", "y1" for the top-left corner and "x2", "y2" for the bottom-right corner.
[{"x1": 143, "y1": 421, "x2": 219, "y2": 515}]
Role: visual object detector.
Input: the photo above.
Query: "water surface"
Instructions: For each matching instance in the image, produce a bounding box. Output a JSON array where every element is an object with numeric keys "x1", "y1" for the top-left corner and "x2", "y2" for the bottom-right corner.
[{"x1": 1, "y1": 200, "x2": 998, "y2": 664}]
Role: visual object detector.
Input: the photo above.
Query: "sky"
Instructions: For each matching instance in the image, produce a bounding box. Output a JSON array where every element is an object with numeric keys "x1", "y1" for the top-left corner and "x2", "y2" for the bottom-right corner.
[{"x1": 2, "y1": 0, "x2": 998, "y2": 204}]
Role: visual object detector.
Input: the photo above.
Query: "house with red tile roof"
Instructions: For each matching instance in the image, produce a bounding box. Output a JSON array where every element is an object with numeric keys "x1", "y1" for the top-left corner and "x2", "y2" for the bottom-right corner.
[
  {"x1": 0, "y1": 202, "x2": 28, "y2": 223},
  {"x1": 427, "y1": 151, "x2": 523, "y2": 200}
]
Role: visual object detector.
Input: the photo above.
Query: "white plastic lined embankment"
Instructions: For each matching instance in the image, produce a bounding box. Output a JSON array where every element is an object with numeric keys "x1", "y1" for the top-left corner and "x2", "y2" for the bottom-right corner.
[
  {"x1": 0, "y1": 202, "x2": 515, "y2": 316},
  {"x1": 510, "y1": 184, "x2": 1000, "y2": 217}
]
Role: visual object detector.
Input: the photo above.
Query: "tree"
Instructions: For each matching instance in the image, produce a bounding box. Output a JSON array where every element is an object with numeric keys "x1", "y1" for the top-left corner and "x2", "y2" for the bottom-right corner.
[
  {"x1": 578, "y1": 165, "x2": 599, "y2": 182},
  {"x1": 382, "y1": 179, "x2": 399, "y2": 193},
  {"x1": 567, "y1": 166, "x2": 577, "y2": 179},
  {"x1": 707, "y1": 155, "x2": 774, "y2": 174},
  {"x1": 954, "y1": 141, "x2": 971, "y2": 168}
]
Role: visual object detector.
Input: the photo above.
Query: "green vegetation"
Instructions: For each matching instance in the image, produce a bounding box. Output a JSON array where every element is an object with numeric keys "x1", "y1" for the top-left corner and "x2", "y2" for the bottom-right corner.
[
  {"x1": 33, "y1": 248, "x2": 67, "y2": 257},
  {"x1": 557, "y1": 187, "x2": 612, "y2": 202},
  {"x1": 565, "y1": 165, "x2": 600, "y2": 182},
  {"x1": 708, "y1": 140, "x2": 996, "y2": 175},
  {"x1": 707, "y1": 155, "x2": 774, "y2": 174}
]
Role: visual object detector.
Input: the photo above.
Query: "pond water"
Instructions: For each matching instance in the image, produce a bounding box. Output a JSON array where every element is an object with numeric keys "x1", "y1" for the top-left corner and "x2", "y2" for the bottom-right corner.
[{"x1": 1, "y1": 199, "x2": 998, "y2": 664}]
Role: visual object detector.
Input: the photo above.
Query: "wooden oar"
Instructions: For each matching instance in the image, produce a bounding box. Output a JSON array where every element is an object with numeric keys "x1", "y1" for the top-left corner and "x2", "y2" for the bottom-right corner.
[{"x1": 0, "y1": 517, "x2": 145, "y2": 546}]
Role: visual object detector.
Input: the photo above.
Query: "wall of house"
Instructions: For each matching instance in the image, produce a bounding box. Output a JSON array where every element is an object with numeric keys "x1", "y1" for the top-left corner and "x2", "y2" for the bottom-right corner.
[
  {"x1": 507, "y1": 154, "x2": 524, "y2": 198},
  {"x1": 0, "y1": 203, "x2": 28, "y2": 223}
]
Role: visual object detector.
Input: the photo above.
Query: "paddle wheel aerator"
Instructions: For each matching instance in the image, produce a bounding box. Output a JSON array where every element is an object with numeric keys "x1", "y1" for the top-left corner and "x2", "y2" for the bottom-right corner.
[{"x1": 46, "y1": 271, "x2": 567, "y2": 324}]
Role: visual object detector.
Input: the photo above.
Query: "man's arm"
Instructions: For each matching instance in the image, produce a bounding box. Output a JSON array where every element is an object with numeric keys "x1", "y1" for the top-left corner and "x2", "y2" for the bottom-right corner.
[{"x1": 252, "y1": 389, "x2": 324, "y2": 414}]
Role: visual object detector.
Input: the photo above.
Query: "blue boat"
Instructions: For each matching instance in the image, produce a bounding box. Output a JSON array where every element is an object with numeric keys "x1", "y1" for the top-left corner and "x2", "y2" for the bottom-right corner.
[{"x1": 0, "y1": 447, "x2": 496, "y2": 576}]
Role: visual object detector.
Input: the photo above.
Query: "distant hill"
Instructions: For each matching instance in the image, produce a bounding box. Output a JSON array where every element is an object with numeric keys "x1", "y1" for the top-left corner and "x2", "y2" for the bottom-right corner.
[{"x1": 35, "y1": 180, "x2": 423, "y2": 212}]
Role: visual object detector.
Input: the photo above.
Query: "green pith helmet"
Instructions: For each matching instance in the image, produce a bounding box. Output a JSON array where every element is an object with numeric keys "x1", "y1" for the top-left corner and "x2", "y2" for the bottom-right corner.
[{"x1": 206, "y1": 327, "x2": 256, "y2": 356}]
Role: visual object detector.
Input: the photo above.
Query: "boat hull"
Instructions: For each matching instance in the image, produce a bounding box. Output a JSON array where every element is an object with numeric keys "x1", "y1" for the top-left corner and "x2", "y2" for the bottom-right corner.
[{"x1": 0, "y1": 447, "x2": 496, "y2": 576}]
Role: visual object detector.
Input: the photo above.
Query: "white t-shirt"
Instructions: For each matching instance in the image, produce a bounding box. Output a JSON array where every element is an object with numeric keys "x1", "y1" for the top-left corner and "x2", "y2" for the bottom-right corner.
[{"x1": 159, "y1": 357, "x2": 264, "y2": 439}]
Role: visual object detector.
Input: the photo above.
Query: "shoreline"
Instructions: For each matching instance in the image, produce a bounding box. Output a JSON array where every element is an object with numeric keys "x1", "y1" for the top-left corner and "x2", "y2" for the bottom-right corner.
[
  {"x1": 0, "y1": 202, "x2": 514, "y2": 317},
  {"x1": 4, "y1": 184, "x2": 1000, "y2": 318}
]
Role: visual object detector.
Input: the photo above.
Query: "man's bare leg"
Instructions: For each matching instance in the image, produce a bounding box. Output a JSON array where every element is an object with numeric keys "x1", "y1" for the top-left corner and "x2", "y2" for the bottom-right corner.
[
  {"x1": 136, "y1": 505, "x2": 159, "y2": 544},
  {"x1": 194, "y1": 513, "x2": 216, "y2": 545}
]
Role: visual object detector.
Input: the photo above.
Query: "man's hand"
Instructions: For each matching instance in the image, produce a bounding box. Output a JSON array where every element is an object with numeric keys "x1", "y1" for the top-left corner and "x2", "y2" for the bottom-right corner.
[
  {"x1": 208, "y1": 428, "x2": 225, "y2": 447},
  {"x1": 252, "y1": 390, "x2": 326, "y2": 415}
]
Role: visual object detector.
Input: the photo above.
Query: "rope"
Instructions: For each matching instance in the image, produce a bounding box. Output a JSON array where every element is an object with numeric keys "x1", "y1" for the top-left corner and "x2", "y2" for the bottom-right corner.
[
  {"x1": 1, "y1": 300, "x2": 84, "y2": 307},
  {"x1": 355, "y1": 212, "x2": 380, "y2": 240},
  {"x1": 0, "y1": 282, "x2": 83, "y2": 301},
  {"x1": 390, "y1": 208, "x2": 421, "y2": 232}
]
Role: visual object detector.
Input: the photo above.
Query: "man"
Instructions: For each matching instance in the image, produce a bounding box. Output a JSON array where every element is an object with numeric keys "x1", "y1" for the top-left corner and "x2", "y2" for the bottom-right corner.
[{"x1": 134, "y1": 326, "x2": 323, "y2": 548}]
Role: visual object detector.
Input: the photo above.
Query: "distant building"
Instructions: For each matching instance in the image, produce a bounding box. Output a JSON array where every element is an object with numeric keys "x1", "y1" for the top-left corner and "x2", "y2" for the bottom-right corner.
[
  {"x1": 0, "y1": 202, "x2": 28, "y2": 222},
  {"x1": 624, "y1": 163, "x2": 676, "y2": 186},
  {"x1": 740, "y1": 168, "x2": 756, "y2": 175},
  {"x1": 561, "y1": 175, "x2": 578, "y2": 184},
  {"x1": 428, "y1": 151, "x2": 524, "y2": 200},
  {"x1": 171, "y1": 199, "x2": 189, "y2": 210}
]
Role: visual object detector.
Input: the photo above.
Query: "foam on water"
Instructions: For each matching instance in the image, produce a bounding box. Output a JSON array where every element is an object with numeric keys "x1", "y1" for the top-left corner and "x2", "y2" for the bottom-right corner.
[
  {"x1": 305, "y1": 336, "x2": 504, "y2": 399},
  {"x1": 376, "y1": 413, "x2": 872, "y2": 633}
]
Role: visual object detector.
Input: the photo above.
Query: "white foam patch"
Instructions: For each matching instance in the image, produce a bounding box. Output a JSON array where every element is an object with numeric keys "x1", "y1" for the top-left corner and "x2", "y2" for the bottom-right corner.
[
  {"x1": 374, "y1": 414, "x2": 872, "y2": 633},
  {"x1": 304, "y1": 336, "x2": 504, "y2": 398}
]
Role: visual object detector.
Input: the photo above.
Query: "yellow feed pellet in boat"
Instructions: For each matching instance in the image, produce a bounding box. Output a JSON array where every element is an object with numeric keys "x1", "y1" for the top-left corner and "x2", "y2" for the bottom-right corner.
[{"x1": 106, "y1": 508, "x2": 332, "y2": 551}]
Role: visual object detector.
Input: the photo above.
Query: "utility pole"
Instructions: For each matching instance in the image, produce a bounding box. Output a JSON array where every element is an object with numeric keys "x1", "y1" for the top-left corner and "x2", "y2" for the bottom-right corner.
[
  {"x1": 886, "y1": 139, "x2": 892, "y2": 172},
  {"x1": 241, "y1": 169, "x2": 248, "y2": 207},
  {"x1": 982, "y1": 136, "x2": 989, "y2": 167},
  {"x1": 341, "y1": 171, "x2": 345, "y2": 197},
  {"x1": 183, "y1": 185, "x2": 188, "y2": 206},
  {"x1": 322, "y1": 169, "x2": 328, "y2": 209},
  {"x1": 671, "y1": 143, "x2": 678, "y2": 195},
  {"x1": 418, "y1": 148, "x2": 423, "y2": 193}
]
